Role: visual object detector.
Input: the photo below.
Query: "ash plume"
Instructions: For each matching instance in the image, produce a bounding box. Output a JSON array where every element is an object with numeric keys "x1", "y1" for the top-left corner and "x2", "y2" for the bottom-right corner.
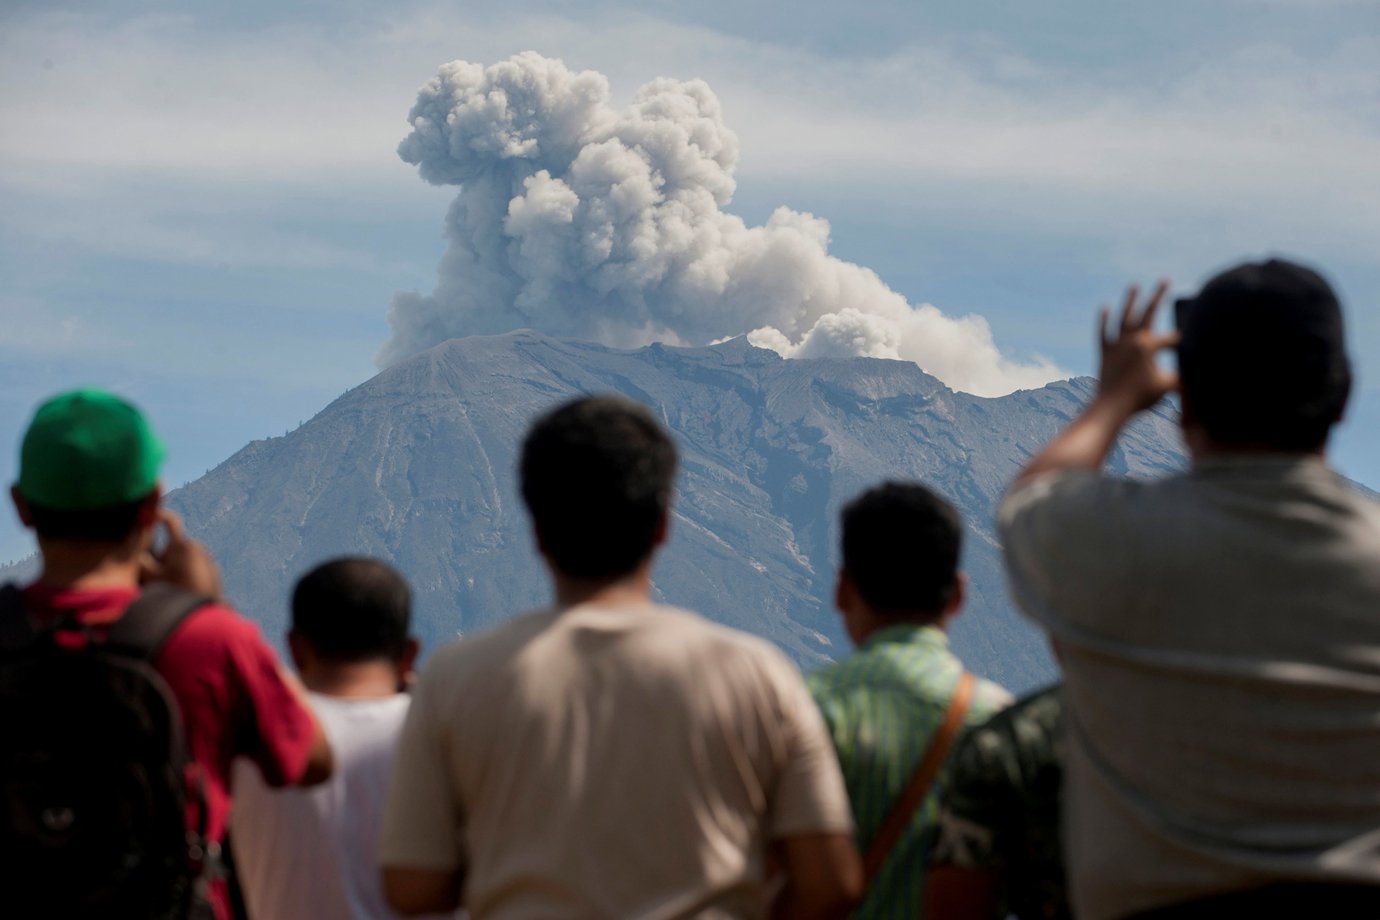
[{"x1": 381, "y1": 52, "x2": 1062, "y2": 396}]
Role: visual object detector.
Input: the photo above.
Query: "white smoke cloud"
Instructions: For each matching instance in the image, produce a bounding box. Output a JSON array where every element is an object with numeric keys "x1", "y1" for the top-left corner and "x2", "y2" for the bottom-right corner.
[{"x1": 382, "y1": 51, "x2": 1062, "y2": 396}]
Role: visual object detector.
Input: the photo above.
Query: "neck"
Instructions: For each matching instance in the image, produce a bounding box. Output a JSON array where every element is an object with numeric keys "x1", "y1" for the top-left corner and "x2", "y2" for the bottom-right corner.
[
  {"x1": 855, "y1": 611, "x2": 945, "y2": 644},
  {"x1": 35, "y1": 539, "x2": 144, "y2": 590},
  {"x1": 1188, "y1": 439, "x2": 1327, "y2": 464},
  {"x1": 850, "y1": 606, "x2": 949, "y2": 651},
  {"x1": 552, "y1": 563, "x2": 654, "y2": 609},
  {"x1": 300, "y1": 660, "x2": 403, "y2": 699},
  {"x1": 1183, "y1": 423, "x2": 1329, "y2": 463}
]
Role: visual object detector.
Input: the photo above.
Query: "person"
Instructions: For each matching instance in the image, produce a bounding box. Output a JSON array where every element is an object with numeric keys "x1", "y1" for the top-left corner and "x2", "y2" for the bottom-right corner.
[
  {"x1": 1000, "y1": 258, "x2": 1380, "y2": 917},
  {"x1": 380, "y1": 394, "x2": 862, "y2": 920},
  {"x1": 232, "y1": 557, "x2": 442, "y2": 920},
  {"x1": 2, "y1": 387, "x2": 332, "y2": 920},
  {"x1": 925, "y1": 685, "x2": 1068, "y2": 920},
  {"x1": 807, "y1": 481, "x2": 1011, "y2": 918}
]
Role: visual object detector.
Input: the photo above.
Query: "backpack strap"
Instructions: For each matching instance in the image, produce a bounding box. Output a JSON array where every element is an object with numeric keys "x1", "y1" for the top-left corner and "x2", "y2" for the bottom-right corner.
[
  {"x1": 103, "y1": 582, "x2": 214, "y2": 661},
  {"x1": 0, "y1": 581, "x2": 38, "y2": 652},
  {"x1": 862, "y1": 670, "x2": 977, "y2": 887},
  {"x1": 0, "y1": 581, "x2": 211, "y2": 658}
]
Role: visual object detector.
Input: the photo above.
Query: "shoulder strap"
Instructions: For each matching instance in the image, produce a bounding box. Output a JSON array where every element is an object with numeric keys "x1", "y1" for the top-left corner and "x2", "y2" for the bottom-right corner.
[
  {"x1": 0, "y1": 581, "x2": 39, "y2": 652},
  {"x1": 862, "y1": 670, "x2": 977, "y2": 887},
  {"x1": 103, "y1": 582, "x2": 213, "y2": 661}
]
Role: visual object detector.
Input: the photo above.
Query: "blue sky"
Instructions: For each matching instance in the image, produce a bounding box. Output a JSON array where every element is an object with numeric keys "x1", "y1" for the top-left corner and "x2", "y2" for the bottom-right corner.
[{"x1": 2, "y1": 0, "x2": 1378, "y2": 561}]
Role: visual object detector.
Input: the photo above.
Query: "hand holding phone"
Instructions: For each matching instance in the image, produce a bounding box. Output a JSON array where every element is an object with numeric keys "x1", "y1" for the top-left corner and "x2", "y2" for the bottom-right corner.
[{"x1": 140, "y1": 508, "x2": 223, "y2": 600}]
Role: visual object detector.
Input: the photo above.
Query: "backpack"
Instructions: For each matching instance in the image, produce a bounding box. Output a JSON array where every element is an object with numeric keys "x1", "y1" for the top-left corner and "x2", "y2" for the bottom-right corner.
[{"x1": 0, "y1": 581, "x2": 217, "y2": 920}]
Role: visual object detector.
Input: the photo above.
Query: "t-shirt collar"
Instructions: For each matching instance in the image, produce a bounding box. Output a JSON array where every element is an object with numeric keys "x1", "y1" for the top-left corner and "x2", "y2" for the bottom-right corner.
[
  {"x1": 861, "y1": 621, "x2": 947, "y2": 651},
  {"x1": 21, "y1": 582, "x2": 140, "y2": 625},
  {"x1": 1191, "y1": 453, "x2": 1336, "y2": 483}
]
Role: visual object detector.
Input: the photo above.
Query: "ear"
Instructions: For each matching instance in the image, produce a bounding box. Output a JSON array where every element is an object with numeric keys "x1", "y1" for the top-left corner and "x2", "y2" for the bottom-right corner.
[
  {"x1": 1178, "y1": 389, "x2": 1201, "y2": 436},
  {"x1": 398, "y1": 637, "x2": 421, "y2": 690},
  {"x1": 135, "y1": 484, "x2": 162, "y2": 529},
  {"x1": 835, "y1": 569, "x2": 855, "y2": 614},
  {"x1": 942, "y1": 572, "x2": 968, "y2": 623},
  {"x1": 11, "y1": 485, "x2": 33, "y2": 528},
  {"x1": 287, "y1": 629, "x2": 309, "y2": 673},
  {"x1": 652, "y1": 508, "x2": 670, "y2": 548},
  {"x1": 1334, "y1": 369, "x2": 1353, "y2": 426}
]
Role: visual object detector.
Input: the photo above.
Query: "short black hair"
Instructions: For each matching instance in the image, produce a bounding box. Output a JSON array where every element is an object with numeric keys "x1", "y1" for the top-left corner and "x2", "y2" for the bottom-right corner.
[
  {"x1": 291, "y1": 557, "x2": 412, "y2": 663},
  {"x1": 1176, "y1": 258, "x2": 1351, "y2": 452},
  {"x1": 26, "y1": 496, "x2": 147, "y2": 542},
  {"x1": 841, "y1": 481, "x2": 962, "y2": 618},
  {"x1": 520, "y1": 395, "x2": 678, "y2": 579}
]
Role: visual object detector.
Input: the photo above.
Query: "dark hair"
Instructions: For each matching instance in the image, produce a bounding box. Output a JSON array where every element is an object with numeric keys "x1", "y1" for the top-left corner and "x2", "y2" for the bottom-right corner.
[
  {"x1": 1176, "y1": 258, "x2": 1351, "y2": 452},
  {"x1": 26, "y1": 496, "x2": 147, "y2": 542},
  {"x1": 841, "y1": 481, "x2": 962, "y2": 618},
  {"x1": 520, "y1": 395, "x2": 678, "y2": 579},
  {"x1": 291, "y1": 557, "x2": 412, "y2": 663}
]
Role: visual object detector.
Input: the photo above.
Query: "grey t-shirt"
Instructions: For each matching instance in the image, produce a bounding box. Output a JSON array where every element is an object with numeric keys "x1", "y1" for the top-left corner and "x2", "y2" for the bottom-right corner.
[
  {"x1": 380, "y1": 601, "x2": 854, "y2": 920},
  {"x1": 1000, "y1": 457, "x2": 1380, "y2": 919}
]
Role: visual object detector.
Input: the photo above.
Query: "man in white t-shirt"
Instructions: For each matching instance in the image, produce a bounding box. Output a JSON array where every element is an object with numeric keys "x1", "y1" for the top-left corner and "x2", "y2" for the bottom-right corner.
[
  {"x1": 232, "y1": 558, "x2": 443, "y2": 920},
  {"x1": 380, "y1": 395, "x2": 863, "y2": 920}
]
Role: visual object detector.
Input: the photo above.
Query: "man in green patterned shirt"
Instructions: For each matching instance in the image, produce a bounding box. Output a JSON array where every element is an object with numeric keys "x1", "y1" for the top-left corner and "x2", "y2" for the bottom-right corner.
[{"x1": 808, "y1": 482, "x2": 1011, "y2": 919}]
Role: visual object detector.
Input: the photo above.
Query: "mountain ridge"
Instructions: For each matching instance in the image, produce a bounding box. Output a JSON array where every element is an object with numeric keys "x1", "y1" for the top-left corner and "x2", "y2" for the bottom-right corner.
[
  {"x1": 0, "y1": 332, "x2": 1190, "y2": 691},
  {"x1": 147, "y1": 331, "x2": 1184, "y2": 691}
]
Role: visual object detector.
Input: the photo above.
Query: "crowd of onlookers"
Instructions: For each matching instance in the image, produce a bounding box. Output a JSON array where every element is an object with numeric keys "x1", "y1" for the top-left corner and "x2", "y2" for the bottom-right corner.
[{"x1": 4, "y1": 256, "x2": 1379, "y2": 920}]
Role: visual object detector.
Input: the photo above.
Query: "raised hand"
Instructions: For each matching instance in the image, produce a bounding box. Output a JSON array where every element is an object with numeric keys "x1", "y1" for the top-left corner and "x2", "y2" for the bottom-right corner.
[
  {"x1": 1009, "y1": 278, "x2": 1178, "y2": 488},
  {"x1": 1096, "y1": 280, "x2": 1180, "y2": 415},
  {"x1": 140, "y1": 507, "x2": 224, "y2": 600}
]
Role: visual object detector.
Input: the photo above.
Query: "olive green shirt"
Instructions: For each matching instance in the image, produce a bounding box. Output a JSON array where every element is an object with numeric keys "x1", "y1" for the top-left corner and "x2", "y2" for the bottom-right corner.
[{"x1": 931, "y1": 686, "x2": 1068, "y2": 920}]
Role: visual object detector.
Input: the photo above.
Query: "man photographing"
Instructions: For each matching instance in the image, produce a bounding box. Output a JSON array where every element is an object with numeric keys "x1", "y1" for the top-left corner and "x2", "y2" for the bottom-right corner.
[
  {"x1": 1, "y1": 388, "x2": 332, "y2": 920},
  {"x1": 1001, "y1": 260, "x2": 1380, "y2": 917}
]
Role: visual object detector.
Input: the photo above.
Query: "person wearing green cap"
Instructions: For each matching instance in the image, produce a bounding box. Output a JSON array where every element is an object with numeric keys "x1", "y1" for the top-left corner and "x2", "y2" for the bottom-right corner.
[
  {"x1": 17, "y1": 386, "x2": 170, "y2": 515},
  {"x1": 3, "y1": 387, "x2": 333, "y2": 920}
]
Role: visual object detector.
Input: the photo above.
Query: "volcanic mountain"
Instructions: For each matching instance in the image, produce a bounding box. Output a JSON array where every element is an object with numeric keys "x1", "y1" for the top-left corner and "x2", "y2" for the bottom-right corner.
[{"x1": 156, "y1": 332, "x2": 1184, "y2": 692}]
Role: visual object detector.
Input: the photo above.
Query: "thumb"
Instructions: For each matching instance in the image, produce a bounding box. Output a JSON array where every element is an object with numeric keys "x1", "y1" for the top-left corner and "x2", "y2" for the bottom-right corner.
[{"x1": 138, "y1": 551, "x2": 164, "y2": 585}]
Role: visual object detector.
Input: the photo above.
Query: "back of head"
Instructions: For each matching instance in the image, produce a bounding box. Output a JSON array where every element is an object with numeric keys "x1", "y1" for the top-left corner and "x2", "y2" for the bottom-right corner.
[
  {"x1": 292, "y1": 557, "x2": 412, "y2": 663},
  {"x1": 841, "y1": 481, "x2": 962, "y2": 619},
  {"x1": 1176, "y1": 258, "x2": 1351, "y2": 452},
  {"x1": 16, "y1": 388, "x2": 166, "y2": 541},
  {"x1": 520, "y1": 395, "x2": 679, "y2": 579}
]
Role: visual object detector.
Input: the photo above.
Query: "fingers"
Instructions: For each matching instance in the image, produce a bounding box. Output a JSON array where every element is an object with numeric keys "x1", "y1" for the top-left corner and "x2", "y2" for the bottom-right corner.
[
  {"x1": 156, "y1": 507, "x2": 187, "y2": 544},
  {"x1": 1155, "y1": 330, "x2": 1182, "y2": 350},
  {"x1": 138, "y1": 552, "x2": 163, "y2": 585},
  {"x1": 1099, "y1": 307, "x2": 1111, "y2": 348},
  {"x1": 1119, "y1": 285, "x2": 1139, "y2": 334},
  {"x1": 1140, "y1": 278, "x2": 1171, "y2": 329},
  {"x1": 1107, "y1": 279, "x2": 1174, "y2": 339}
]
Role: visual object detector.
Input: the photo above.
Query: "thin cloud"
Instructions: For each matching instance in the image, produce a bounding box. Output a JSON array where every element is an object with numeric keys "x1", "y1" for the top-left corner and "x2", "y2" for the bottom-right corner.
[{"x1": 1, "y1": 5, "x2": 1376, "y2": 330}]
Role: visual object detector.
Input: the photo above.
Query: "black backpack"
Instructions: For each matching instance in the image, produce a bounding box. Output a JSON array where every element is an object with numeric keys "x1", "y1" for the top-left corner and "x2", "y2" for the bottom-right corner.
[{"x1": 0, "y1": 581, "x2": 217, "y2": 920}]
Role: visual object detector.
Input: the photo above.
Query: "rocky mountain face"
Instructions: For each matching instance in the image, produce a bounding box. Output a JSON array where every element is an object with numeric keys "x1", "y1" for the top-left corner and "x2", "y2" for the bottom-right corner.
[{"x1": 159, "y1": 332, "x2": 1184, "y2": 692}]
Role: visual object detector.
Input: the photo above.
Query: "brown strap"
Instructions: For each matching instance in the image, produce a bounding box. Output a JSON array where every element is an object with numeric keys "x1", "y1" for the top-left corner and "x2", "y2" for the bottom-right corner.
[{"x1": 862, "y1": 671, "x2": 977, "y2": 886}]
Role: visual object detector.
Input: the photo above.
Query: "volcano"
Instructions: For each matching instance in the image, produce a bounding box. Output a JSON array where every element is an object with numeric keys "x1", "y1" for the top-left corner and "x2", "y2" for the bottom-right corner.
[{"x1": 164, "y1": 332, "x2": 1184, "y2": 692}]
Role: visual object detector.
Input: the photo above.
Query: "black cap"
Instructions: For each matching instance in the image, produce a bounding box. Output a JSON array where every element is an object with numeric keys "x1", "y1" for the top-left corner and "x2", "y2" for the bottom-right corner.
[
  {"x1": 1176, "y1": 258, "x2": 1346, "y2": 368},
  {"x1": 1175, "y1": 257, "x2": 1350, "y2": 449}
]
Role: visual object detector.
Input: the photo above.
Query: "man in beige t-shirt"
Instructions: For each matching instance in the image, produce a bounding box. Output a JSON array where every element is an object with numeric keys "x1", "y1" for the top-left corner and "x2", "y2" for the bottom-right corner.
[{"x1": 381, "y1": 395, "x2": 861, "y2": 920}]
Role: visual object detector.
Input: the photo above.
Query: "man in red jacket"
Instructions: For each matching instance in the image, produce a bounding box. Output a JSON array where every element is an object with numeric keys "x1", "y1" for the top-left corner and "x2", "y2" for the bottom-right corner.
[{"x1": 5, "y1": 388, "x2": 334, "y2": 919}]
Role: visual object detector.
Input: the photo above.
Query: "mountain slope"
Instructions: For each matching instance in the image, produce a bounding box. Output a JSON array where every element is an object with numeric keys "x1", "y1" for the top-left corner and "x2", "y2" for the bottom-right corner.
[{"x1": 165, "y1": 332, "x2": 1184, "y2": 692}]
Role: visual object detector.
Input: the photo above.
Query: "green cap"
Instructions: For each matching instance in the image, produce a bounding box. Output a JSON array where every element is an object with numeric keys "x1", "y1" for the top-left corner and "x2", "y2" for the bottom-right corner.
[{"x1": 17, "y1": 388, "x2": 166, "y2": 511}]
